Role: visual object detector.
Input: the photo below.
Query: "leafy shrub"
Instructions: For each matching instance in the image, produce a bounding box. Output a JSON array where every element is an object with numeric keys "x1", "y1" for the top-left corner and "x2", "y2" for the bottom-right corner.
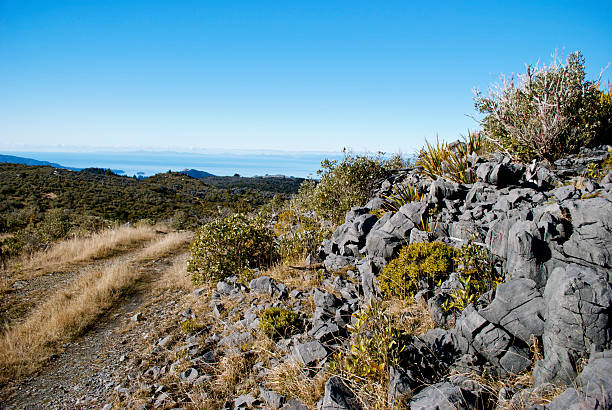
[
  {"x1": 258, "y1": 307, "x2": 302, "y2": 338},
  {"x1": 585, "y1": 148, "x2": 612, "y2": 180},
  {"x1": 443, "y1": 242, "x2": 504, "y2": 313},
  {"x1": 187, "y1": 213, "x2": 278, "y2": 284},
  {"x1": 274, "y1": 209, "x2": 332, "y2": 260},
  {"x1": 474, "y1": 51, "x2": 612, "y2": 161},
  {"x1": 378, "y1": 242, "x2": 456, "y2": 299},
  {"x1": 340, "y1": 302, "x2": 409, "y2": 380},
  {"x1": 415, "y1": 132, "x2": 482, "y2": 183},
  {"x1": 180, "y1": 318, "x2": 204, "y2": 334},
  {"x1": 292, "y1": 152, "x2": 394, "y2": 226}
]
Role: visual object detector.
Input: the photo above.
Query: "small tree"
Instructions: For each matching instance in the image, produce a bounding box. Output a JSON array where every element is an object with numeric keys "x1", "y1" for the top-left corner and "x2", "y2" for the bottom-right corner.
[{"x1": 474, "y1": 51, "x2": 611, "y2": 162}]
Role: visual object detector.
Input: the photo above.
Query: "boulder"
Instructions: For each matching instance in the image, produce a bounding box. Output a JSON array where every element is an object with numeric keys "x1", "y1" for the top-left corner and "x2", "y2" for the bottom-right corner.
[
  {"x1": 533, "y1": 264, "x2": 612, "y2": 386},
  {"x1": 479, "y1": 278, "x2": 545, "y2": 344},
  {"x1": 292, "y1": 341, "x2": 327, "y2": 366},
  {"x1": 409, "y1": 377, "x2": 489, "y2": 410},
  {"x1": 547, "y1": 350, "x2": 612, "y2": 410},
  {"x1": 562, "y1": 197, "x2": 612, "y2": 268},
  {"x1": 318, "y1": 376, "x2": 362, "y2": 410},
  {"x1": 363, "y1": 229, "x2": 403, "y2": 260},
  {"x1": 505, "y1": 220, "x2": 550, "y2": 288}
]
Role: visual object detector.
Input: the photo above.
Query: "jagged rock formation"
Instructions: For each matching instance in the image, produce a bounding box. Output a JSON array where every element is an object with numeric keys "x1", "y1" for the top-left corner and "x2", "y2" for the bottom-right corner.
[
  {"x1": 123, "y1": 146, "x2": 611, "y2": 409},
  {"x1": 312, "y1": 145, "x2": 612, "y2": 408}
]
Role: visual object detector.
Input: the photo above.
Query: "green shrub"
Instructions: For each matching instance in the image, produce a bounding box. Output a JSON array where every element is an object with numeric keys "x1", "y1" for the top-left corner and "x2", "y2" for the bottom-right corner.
[
  {"x1": 187, "y1": 213, "x2": 278, "y2": 284},
  {"x1": 475, "y1": 51, "x2": 612, "y2": 161},
  {"x1": 340, "y1": 302, "x2": 409, "y2": 380},
  {"x1": 292, "y1": 152, "x2": 394, "y2": 226},
  {"x1": 180, "y1": 318, "x2": 204, "y2": 334},
  {"x1": 378, "y1": 242, "x2": 455, "y2": 299},
  {"x1": 443, "y1": 242, "x2": 504, "y2": 313},
  {"x1": 258, "y1": 306, "x2": 302, "y2": 338},
  {"x1": 274, "y1": 209, "x2": 332, "y2": 260}
]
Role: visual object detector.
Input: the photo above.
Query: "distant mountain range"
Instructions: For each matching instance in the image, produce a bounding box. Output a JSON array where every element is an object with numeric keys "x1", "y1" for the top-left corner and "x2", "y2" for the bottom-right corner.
[
  {"x1": 0, "y1": 154, "x2": 77, "y2": 170},
  {"x1": 0, "y1": 154, "x2": 219, "y2": 178},
  {"x1": 180, "y1": 169, "x2": 216, "y2": 178}
]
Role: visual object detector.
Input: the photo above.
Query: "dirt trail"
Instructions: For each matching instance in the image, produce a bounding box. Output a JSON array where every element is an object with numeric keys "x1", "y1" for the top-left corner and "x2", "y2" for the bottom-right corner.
[
  {"x1": 0, "y1": 235, "x2": 193, "y2": 409},
  {"x1": 0, "y1": 234, "x2": 160, "y2": 327}
]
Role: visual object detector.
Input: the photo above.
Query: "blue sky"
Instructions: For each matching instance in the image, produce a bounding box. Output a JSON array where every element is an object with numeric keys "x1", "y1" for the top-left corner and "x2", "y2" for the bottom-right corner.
[{"x1": 1, "y1": 1, "x2": 610, "y2": 155}]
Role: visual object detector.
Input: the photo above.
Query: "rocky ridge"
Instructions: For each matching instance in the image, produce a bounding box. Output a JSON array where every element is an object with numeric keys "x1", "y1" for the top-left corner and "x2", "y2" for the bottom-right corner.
[{"x1": 116, "y1": 146, "x2": 612, "y2": 409}]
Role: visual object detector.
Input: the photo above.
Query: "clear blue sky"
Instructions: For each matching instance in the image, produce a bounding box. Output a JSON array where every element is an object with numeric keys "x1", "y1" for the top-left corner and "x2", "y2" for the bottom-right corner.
[{"x1": 1, "y1": 1, "x2": 610, "y2": 155}]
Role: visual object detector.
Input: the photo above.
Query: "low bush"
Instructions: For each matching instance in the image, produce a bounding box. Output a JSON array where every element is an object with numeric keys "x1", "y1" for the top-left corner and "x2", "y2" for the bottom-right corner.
[
  {"x1": 291, "y1": 152, "x2": 404, "y2": 226},
  {"x1": 378, "y1": 241, "x2": 456, "y2": 299},
  {"x1": 187, "y1": 213, "x2": 278, "y2": 284},
  {"x1": 258, "y1": 307, "x2": 302, "y2": 338},
  {"x1": 474, "y1": 51, "x2": 612, "y2": 162},
  {"x1": 180, "y1": 318, "x2": 204, "y2": 334},
  {"x1": 443, "y1": 242, "x2": 504, "y2": 313},
  {"x1": 274, "y1": 209, "x2": 332, "y2": 260}
]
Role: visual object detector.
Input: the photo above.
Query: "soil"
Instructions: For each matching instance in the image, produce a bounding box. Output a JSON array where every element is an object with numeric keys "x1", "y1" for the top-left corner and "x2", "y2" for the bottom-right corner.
[{"x1": 0, "y1": 235, "x2": 194, "y2": 409}]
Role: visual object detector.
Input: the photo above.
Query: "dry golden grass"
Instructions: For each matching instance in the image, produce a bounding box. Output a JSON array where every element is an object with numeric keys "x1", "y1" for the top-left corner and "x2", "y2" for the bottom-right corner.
[
  {"x1": 135, "y1": 231, "x2": 193, "y2": 262},
  {"x1": 263, "y1": 260, "x2": 323, "y2": 292},
  {"x1": 22, "y1": 225, "x2": 158, "y2": 274},
  {"x1": 265, "y1": 359, "x2": 328, "y2": 408},
  {"x1": 0, "y1": 229, "x2": 192, "y2": 384},
  {"x1": 383, "y1": 297, "x2": 436, "y2": 336},
  {"x1": 0, "y1": 262, "x2": 139, "y2": 382},
  {"x1": 155, "y1": 253, "x2": 192, "y2": 292}
]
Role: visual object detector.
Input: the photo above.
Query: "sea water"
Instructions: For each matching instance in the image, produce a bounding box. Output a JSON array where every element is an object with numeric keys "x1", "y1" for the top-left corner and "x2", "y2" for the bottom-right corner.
[{"x1": 4, "y1": 150, "x2": 347, "y2": 178}]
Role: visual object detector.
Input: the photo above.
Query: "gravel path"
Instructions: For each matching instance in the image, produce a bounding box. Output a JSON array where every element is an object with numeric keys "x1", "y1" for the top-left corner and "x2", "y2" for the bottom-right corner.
[{"x1": 1, "y1": 248, "x2": 191, "y2": 409}]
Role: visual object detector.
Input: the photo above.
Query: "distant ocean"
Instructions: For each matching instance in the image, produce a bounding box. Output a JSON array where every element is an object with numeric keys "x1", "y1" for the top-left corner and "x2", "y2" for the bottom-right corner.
[{"x1": 4, "y1": 151, "x2": 346, "y2": 178}]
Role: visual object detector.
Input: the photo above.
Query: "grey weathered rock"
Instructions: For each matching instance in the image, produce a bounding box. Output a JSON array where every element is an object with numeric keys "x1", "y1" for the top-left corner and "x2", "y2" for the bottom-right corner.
[
  {"x1": 318, "y1": 376, "x2": 361, "y2": 410},
  {"x1": 479, "y1": 278, "x2": 545, "y2": 344},
  {"x1": 489, "y1": 162, "x2": 524, "y2": 187},
  {"x1": 249, "y1": 276, "x2": 288, "y2": 299},
  {"x1": 357, "y1": 257, "x2": 380, "y2": 300},
  {"x1": 429, "y1": 179, "x2": 467, "y2": 202},
  {"x1": 234, "y1": 393, "x2": 258, "y2": 408},
  {"x1": 506, "y1": 220, "x2": 550, "y2": 287},
  {"x1": 282, "y1": 398, "x2": 309, "y2": 410},
  {"x1": 260, "y1": 385, "x2": 284, "y2": 409},
  {"x1": 409, "y1": 228, "x2": 431, "y2": 244},
  {"x1": 409, "y1": 380, "x2": 481, "y2": 410},
  {"x1": 292, "y1": 341, "x2": 328, "y2": 366},
  {"x1": 218, "y1": 332, "x2": 254, "y2": 349},
  {"x1": 363, "y1": 229, "x2": 403, "y2": 260},
  {"x1": 562, "y1": 197, "x2": 612, "y2": 268},
  {"x1": 179, "y1": 368, "x2": 199, "y2": 384},
  {"x1": 547, "y1": 350, "x2": 612, "y2": 410},
  {"x1": 309, "y1": 320, "x2": 341, "y2": 342},
  {"x1": 324, "y1": 254, "x2": 356, "y2": 272},
  {"x1": 533, "y1": 264, "x2": 612, "y2": 386},
  {"x1": 526, "y1": 162, "x2": 557, "y2": 190},
  {"x1": 387, "y1": 366, "x2": 418, "y2": 407}
]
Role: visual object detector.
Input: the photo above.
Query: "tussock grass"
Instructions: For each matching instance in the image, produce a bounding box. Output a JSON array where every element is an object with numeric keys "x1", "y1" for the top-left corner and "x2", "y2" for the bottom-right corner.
[
  {"x1": 0, "y1": 229, "x2": 192, "y2": 384},
  {"x1": 265, "y1": 359, "x2": 328, "y2": 408},
  {"x1": 23, "y1": 225, "x2": 158, "y2": 274}
]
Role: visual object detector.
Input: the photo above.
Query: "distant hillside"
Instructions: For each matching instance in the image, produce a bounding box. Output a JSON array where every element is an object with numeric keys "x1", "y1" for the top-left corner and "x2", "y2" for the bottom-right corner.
[
  {"x1": 0, "y1": 154, "x2": 124, "y2": 174},
  {"x1": 0, "y1": 164, "x2": 305, "y2": 231},
  {"x1": 0, "y1": 154, "x2": 67, "y2": 169},
  {"x1": 180, "y1": 168, "x2": 216, "y2": 178}
]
